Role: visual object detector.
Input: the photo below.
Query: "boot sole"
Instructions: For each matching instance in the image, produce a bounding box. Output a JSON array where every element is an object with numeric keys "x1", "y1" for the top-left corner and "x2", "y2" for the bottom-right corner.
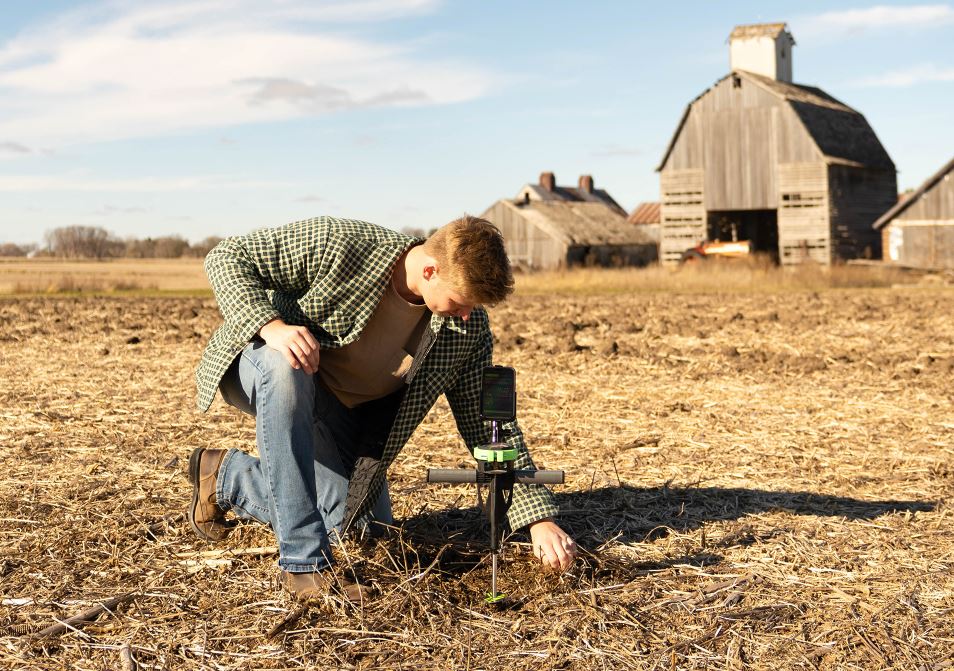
[
  {"x1": 341, "y1": 456, "x2": 381, "y2": 535},
  {"x1": 187, "y1": 447, "x2": 219, "y2": 542}
]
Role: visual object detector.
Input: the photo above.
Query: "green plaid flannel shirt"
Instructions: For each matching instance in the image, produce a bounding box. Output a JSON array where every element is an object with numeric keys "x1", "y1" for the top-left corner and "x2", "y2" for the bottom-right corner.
[{"x1": 195, "y1": 216, "x2": 558, "y2": 531}]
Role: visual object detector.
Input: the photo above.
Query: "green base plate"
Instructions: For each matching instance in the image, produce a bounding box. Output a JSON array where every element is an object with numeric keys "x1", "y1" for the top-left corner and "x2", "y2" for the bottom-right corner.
[
  {"x1": 484, "y1": 592, "x2": 507, "y2": 604},
  {"x1": 474, "y1": 446, "x2": 518, "y2": 463}
]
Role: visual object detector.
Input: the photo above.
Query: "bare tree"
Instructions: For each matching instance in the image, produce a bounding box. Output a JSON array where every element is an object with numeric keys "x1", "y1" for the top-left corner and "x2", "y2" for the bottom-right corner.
[
  {"x1": 44, "y1": 226, "x2": 122, "y2": 259},
  {"x1": 186, "y1": 236, "x2": 224, "y2": 257},
  {"x1": 124, "y1": 237, "x2": 155, "y2": 258},
  {"x1": 0, "y1": 242, "x2": 32, "y2": 256},
  {"x1": 36, "y1": 227, "x2": 226, "y2": 258},
  {"x1": 152, "y1": 235, "x2": 189, "y2": 258}
]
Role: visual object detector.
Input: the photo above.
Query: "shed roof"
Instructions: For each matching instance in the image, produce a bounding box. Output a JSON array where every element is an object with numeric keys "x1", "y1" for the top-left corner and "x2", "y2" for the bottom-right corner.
[
  {"x1": 500, "y1": 200, "x2": 657, "y2": 247},
  {"x1": 873, "y1": 155, "x2": 954, "y2": 230},
  {"x1": 628, "y1": 201, "x2": 661, "y2": 225},
  {"x1": 657, "y1": 70, "x2": 895, "y2": 172},
  {"x1": 729, "y1": 23, "x2": 789, "y2": 40}
]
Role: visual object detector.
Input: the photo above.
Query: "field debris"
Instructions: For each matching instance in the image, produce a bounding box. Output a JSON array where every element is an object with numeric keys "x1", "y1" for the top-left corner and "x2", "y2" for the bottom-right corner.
[
  {"x1": 1, "y1": 285, "x2": 952, "y2": 669},
  {"x1": 27, "y1": 593, "x2": 139, "y2": 642}
]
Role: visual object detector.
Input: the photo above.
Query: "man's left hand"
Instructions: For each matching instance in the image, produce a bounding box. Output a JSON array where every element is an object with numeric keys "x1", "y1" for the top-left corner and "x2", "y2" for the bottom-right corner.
[{"x1": 528, "y1": 519, "x2": 577, "y2": 572}]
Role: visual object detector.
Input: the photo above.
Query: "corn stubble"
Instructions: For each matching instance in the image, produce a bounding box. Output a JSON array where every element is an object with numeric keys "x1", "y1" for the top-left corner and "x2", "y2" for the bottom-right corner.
[{"x1": 0, "y1": 279, "x2": 952, "y2": 670}]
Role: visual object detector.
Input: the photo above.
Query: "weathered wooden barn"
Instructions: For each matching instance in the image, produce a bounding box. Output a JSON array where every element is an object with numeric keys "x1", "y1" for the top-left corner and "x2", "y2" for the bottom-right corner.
[
  {"x1": 658, "y1": 23, "x2": 897, "y2": 265},
  {"x1": 481, "y1": 174, "x2": 657, "y2": 270},
  {"x1": 873, "y1": 156, "x2": 954, "y2": 270}
]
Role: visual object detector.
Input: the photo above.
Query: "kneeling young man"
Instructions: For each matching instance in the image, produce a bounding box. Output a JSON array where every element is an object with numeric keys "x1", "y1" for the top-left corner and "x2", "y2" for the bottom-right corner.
[{"x1": 188, "y1": 215, "x2": 577, "y2": 602}]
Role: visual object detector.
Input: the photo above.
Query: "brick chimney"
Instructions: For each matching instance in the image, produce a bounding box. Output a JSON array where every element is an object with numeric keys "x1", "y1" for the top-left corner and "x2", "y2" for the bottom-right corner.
[
  {"x1": 579, "y1": 175, "x2": 594, "y2": 193},
  {"x1": 539, "y1": 171, "x2": 556, "y2": 192}
]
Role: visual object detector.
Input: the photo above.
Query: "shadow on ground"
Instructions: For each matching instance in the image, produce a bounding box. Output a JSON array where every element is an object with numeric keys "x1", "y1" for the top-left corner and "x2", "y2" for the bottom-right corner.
[{"x1": 403, "y1": 484, "x2": 936, "y2": 549}]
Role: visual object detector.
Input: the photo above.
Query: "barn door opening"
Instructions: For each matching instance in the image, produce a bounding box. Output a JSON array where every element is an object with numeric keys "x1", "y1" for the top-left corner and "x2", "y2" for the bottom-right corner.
[{"x1": 707, "y1": 209, "x2": 779, "y2": 261}]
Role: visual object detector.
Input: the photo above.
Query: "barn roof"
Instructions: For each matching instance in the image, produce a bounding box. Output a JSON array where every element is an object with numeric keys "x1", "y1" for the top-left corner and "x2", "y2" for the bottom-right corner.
[
  {"x1": 520, "y1": 183, "x2": 627, "y2": 216},
  {"x1": 628, "y1": 201, "x2": 661, "y2": 225},
  {"x1": 499, "y1": 200, "x2": 657, "y2": 247},
  {"x1": 657, "y1": 70, "x2": 895, "y2": 172},
  {"x1": 873, "y1": 155, "x2": 954, "y2": 230}
]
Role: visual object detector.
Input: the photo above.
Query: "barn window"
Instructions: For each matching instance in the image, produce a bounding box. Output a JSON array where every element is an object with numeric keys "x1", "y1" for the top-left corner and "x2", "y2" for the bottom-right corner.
[{"x1": 732, "y1": 74, "x2": 741, "y2": 88}]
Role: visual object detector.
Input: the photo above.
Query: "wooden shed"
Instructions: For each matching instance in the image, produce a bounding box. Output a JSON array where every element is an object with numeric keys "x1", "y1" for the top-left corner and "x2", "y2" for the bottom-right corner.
[
  {"x1": 657, "y1": 23, "x2": 897, "y2": 265},
  {"x1": 480, "y1": 198, "x2": 657, "y2": 270},
  {"x1": 873, "y1": 156, "x2": 954, "y2": 270}
]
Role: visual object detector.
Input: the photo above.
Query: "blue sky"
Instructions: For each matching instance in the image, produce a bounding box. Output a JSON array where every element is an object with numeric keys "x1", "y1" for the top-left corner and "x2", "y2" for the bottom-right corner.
[{"x1": 0, "y1": 0, "x2": 952, "y2": 246}]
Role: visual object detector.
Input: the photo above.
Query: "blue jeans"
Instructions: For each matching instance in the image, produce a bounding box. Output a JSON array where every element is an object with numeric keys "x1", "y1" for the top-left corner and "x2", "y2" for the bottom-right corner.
[{"x1": 215, "y1": 340, "x2": 393, "y2": 573}]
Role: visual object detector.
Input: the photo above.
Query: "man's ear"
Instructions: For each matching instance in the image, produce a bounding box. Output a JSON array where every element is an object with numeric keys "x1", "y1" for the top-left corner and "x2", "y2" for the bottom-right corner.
[{"x1": 422, "y1": 261, "x2": 439, "y2": 281}]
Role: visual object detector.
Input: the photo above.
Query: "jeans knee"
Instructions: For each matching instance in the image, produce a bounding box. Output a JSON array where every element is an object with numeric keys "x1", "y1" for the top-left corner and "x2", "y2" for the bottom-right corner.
[{"x1": 254, "y1": 346, "x2": 315, "y2": 408}]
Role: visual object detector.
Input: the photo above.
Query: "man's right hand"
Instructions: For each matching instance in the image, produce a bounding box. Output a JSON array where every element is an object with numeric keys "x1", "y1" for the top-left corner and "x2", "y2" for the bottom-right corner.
[{"x1": 259, "y1": 319, "x2": 320, "y2": 374}]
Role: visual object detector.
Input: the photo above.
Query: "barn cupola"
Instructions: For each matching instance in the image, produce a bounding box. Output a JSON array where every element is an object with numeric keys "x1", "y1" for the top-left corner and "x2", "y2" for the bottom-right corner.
[{"x1": 729, "y1": 23, "x2": 795, "y2": 83}]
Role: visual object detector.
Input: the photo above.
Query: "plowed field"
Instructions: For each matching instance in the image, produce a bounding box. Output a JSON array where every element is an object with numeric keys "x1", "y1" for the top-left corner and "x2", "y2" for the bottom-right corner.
[{"x1": 1, "y1": 286, "x2": 952, "y2": 670}]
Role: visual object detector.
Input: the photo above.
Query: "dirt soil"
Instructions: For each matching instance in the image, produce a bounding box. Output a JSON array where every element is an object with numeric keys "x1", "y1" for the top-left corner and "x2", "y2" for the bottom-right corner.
[{"x1": 1, "y1": 289, "x2": 952, "y2": 670}]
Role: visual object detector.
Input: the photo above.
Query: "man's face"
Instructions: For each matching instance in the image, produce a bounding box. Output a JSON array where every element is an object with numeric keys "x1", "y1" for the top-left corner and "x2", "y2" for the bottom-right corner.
[{"x1": 422, "y1": 272, "x2": 477, "y2": 321}]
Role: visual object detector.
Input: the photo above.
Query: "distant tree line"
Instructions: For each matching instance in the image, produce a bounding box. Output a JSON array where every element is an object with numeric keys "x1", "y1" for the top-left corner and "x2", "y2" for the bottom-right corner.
[
  {"x1": 0, "y1": 242, "x2": 37, "y2": 257},
  {"x1": 0, "y1": 226, "x2": 223, "y2": 259},
  {"x1": 2, "y1": 224, "x2": 436, "y2": 259}
]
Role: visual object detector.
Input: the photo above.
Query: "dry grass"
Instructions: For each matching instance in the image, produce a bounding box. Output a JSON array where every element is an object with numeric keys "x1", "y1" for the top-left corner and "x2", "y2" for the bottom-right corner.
[
  {"x1": 1, "y1": 285, "x2": 953, "y2": 669},
  {"x1": 3, "y1": 256, "x2": 949, "y2": 297},
  {"x1": 515, "y1": 259, "x2": 948, "y2": 295},
  {"x1": 0, "y1": 258, "x2": 209, "y2": 294}
]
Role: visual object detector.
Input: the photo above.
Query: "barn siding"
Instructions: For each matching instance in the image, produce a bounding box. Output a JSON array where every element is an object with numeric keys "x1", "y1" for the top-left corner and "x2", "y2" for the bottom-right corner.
[
  {"x1": 777, "y1": 162, "x2": 831, "y2": 264},
  {"x1": 775, "y1": 104, "x2": 825, "y2": 164},
  {"x1": 896, "y1": 171, "x2": 954, "y2": 221},
  {"x1": 827, "y1": 166, "x2": 896, "y2": 260},
  {"x1": 702, "y1": 105, "x2": 778, "y2": 210},
  {"x1": 482, "y1": 201, "x2": 567, "y2": 271},
  {"x1": 530, "y1": 227, "x2": 567, "y2": 269},
  {"x1": 665, "y1": 111, "x2": 705, "y2": 171},
  {"x1": 660, "y1": 169, "x2": 705, "y2": 265},
  {"x1": 884, "y1": 220, "x2": 954, "y2": 269},
  {"x1": 881, "y1": 166, "x2": 954, "y2": 269}
]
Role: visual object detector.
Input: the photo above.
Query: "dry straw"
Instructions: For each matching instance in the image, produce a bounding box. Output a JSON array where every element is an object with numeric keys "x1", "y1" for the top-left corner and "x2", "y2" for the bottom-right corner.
[
  {"x1": 1, "y1": 271, "x2": 952, "y2": 669},
  {"x1": 515, "y1": 258, "x2": 946, "y2": 295}
]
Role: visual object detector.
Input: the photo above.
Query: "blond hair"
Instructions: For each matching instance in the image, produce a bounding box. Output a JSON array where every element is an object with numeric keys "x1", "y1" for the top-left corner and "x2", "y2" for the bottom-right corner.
[{"x1": 422, "y1": 215, "x2": 514, "y2": 305}]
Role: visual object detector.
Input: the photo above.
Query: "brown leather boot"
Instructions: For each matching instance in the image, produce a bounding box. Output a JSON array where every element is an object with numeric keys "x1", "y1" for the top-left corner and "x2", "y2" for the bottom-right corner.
[
  {"x1": 280, "y1": 570, "x2": 373, "y2": 604},
  {"x1": 187, "y1": 447, "x2": 231, "y2": 541}
]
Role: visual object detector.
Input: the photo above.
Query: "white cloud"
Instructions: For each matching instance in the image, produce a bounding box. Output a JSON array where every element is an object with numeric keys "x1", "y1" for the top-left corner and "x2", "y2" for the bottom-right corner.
[
  {"x1": 0, "y1": 0, "x2": 494, "y2": 149},
  {"x1": 852, "y1": 63, "x2": 954, "y2": 87},
  {"x1": 798, "y1": 4, "x2": 954, "y2": 38},
  {"x1": 0, "y1": 141, "x2": 31, "y2": 154},
  {"x1": 238, "y1": 77, "x2": 431, "y2": 111}
]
